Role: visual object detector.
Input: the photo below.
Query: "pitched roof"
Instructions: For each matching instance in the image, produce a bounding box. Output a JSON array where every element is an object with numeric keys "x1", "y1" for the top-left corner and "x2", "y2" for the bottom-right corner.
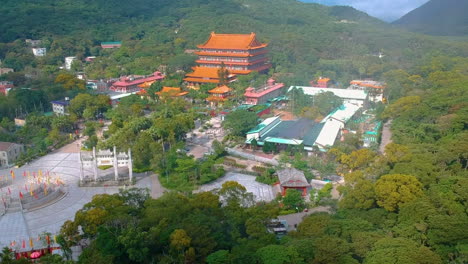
[
  {"x1": 350, "y1": 80, "x2": 386, "y2": 89},
  {"x1": 277, "y1": 168, "x2": 309, "y2": 188},
  {"x1": 137, "y1": 81, "x2": 156, "y2": 88},
  {"x1": 244, "y1": 82, "x2": 285, "y2": 98},
  {"x1": 259, "y1": 118, "x2": 317, "y2": 142},
  {"x1": 101, "y1": 41, "x2": 122, "y2": 45},
  {"x1": 288, "y1": 86, "x2": 368, "y2": 100},
  {"x1": 51, "y1": 100, "x2": 70, "y2": 106},
  {"x1": 317, "y1": 78, "x2": 330, "y2": 83},
  {"x1": 0, "y1": 142, "x2": 14, "y2": 151},
  {"x1": 197, "y1": 32, "x2": 267, "y2": 50},
  {"x1": 112, "y1": 72, "x2": 164, "y2": 87},
  {"x1": 156, "y1": 87, "x2": 188, "y2": 97},
  {"x1": 185, "y1": 67, "x2": 222, "y2": 79},
  {"x1": 209, "y1": 85, "x2": 232, "y2": 94}
]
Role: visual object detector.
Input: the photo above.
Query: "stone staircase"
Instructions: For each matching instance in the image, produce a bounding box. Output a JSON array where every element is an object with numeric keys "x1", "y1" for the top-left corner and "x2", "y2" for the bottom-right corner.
[{"x1": 6, "y1": 198, "x2": 22, "y2": 213}]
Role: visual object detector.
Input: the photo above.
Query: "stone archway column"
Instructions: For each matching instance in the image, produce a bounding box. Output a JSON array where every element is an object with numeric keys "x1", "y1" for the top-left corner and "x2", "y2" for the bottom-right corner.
[
  {"x1": 113, "y1": 146, "x2": 118, "y2": 181},
  {"x1": 92, "y1": 147, "x2": 98, "y2": 181},
  {"x1": 128, "y1": 148, "x2": 133, "y2": 183}
]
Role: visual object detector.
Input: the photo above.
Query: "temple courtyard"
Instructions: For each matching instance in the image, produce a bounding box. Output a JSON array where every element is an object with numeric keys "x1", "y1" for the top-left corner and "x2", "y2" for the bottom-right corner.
[
  {"x1": 0, "y1": 139, "x2": 273, "y2": 251},
  {"x1": 0, "y1": 141, "x2": 155, "y2": 251}
]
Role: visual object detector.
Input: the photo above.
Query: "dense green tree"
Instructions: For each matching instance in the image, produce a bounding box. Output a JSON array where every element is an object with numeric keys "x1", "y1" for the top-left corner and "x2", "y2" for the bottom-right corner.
[
  {"x1": 283, "y1": 189, "x2": 305, "y2": 211},
  {"x1": 313, "y1": 91, "x2": 343, "y2": 115},
  {"x1": 375, "y1": 174, "x2": 424, "y2": 212},
  {"x1": 287, "y1": 87, "x2": 313, "y2": 115},
  {"x1": 312, "y1": 236, "x2": 352, "y2": 264},
  {"x1": 69, "y1": 93, "x2": 110, "y2": 119},
  {"x1": 55, "y1": 73, "x2": 86, "y2": 90},
  {"x1": 340, "y1": 180, "x2": 376, "y2": 210},
  {"x1": 256, "y1": 245, "x2": 304, "y2": 264},
  {"x1": 364, "y1": 238, "x2": 442, "y2": 264},
  {"x1": 223, "y1": 110, "x2": 258, "y2": 137},
  {"x1": 207, "y1": 250, "x2": 231, "y2": 264}
]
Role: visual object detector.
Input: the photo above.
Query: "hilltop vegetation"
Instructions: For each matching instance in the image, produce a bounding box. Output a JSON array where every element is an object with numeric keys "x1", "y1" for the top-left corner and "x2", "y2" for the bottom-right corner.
[
  {"x1": 1, "y1": 0, "x2": 468, "y2": 87},
  {"x1": 394, "y1": 0, "x2": 468, "y2": 36},
  {"x1": 0, "y1": 0, "x2": 467, "y2": 263}
]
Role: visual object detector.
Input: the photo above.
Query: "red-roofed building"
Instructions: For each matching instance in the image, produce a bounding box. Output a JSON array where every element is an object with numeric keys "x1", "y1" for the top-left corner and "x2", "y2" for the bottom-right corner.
[
  {"x1": 193, "y1": 32, "x2": 271, "y2": 75},
  {"x1": 244, "y1": 78, "x2": 285, "y2": 105},
  {"x1": 110, "y1": 72, "x2": 164, "y2": 93},
  {"x1": 183, "y1": 67, "x2": 237, "y2": 86},
  {"x1": 0, "y1": 81, "x2": 14, "y2": 96},
  {"x1": 276, "y1": 168, "x2": 310, "y2": 196}
]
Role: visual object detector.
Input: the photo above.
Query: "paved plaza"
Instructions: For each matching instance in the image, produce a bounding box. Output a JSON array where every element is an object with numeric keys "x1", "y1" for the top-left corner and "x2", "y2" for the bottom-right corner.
[
  {"x1": 187, "y1": 116, "x2": 225, "y2": 159},
  {"x1": 199, "y1": 172, "x2": 276, "y2": 202},
  {"x1": 0, "y1": 141, "x2": 153, "y2": 251},
  {"x1": 0, "y1": 140, "x2": 273, "y2": 251}
]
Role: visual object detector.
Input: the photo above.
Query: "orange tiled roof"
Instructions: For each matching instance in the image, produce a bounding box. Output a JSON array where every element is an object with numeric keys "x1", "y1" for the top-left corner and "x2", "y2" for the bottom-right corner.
[
  {"x1": 209, "y1": 85, "x2": 232, "y2": 94},
  {"x1": 195, "y1": 50, "x2": 268, "y2": 57},
  {"x1": 185, "y1": 67, "x2": 236, "y2": 79},
  {"x1": 206, "y1": 95, "x2": 229, "y2": 102},
  {"x1": 185, "y1": 67, "x2": 221, "y2": 79},
  {"x1": 318, "y1": 78, "x2": 330, "y2": 83},
  {"x1": 183, "y1": 77, "x2": 220, "y2": 84},
  {"x1": 138, "y1": 81, "x2": 156, "y2": 88},
  {"x1": 350, "y1": 80, "x2": 386, "y2": 89},
  {"x1": 197, "y1": 32, "x2": 268, "y2": 50},
  {"x1": 156, "y1": 87, "x2": 188, "y2": 97}
]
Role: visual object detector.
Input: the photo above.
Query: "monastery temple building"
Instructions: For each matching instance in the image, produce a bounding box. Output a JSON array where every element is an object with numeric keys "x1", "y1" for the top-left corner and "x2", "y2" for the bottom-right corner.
[
  {"x1": 110, "y1": 71, "x2": 164, "y2": 93},
  {"x1": 184, "y1": 67, "x2": 237, "y2": 86},
  {"x1": 184, "y1": 32, "x2": 271, "y2": 85},
  {"x1": 244, "y1": 78, "x2": 285, "y2": 105}
]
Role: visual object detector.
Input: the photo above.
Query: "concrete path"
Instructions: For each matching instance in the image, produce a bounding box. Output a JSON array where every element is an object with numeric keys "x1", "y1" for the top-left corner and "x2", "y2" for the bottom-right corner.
[
  {"x1": 278, "y1": 206, "x2": 332, "y2": 231},
  {"x1": 199, "y1": 172, "x2": 276, "y2": 202},
  {"x1": 150, "y1": 174, "x2": 166, "y2": 199},
  {"x1": 379, "y1": 120, "x2": 393, "y2": 153}
]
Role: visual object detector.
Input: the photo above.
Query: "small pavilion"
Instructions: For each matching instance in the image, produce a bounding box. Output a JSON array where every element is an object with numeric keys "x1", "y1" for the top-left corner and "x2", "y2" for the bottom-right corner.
[
  {"x1": 277, "y1": 168, "x2": 310, "y2": 196},
  {"x1": 207, "y1": 85, "x2": 233, "y2": 106}
]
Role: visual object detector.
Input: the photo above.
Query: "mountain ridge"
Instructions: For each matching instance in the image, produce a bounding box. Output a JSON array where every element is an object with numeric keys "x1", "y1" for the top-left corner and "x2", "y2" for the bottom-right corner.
[{"x1": 393, "y1": 0, "x2": 468, "y2": 36}]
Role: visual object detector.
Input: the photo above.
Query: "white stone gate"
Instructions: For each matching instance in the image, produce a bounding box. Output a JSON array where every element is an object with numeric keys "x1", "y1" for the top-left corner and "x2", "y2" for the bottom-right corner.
[{"x1": 79, "y1": 146, "x2": 133, "y2": 182}]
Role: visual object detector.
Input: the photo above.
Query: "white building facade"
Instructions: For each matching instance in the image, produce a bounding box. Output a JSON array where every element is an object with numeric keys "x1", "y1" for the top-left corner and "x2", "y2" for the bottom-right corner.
[
  {"x1": 288, "y1": 86, "x2": 368, "y2": 107},
  {"x1": 0, "y1": 142, "x2": 25, "y2": 168},
  {"x1": 32, "y1": 48, "x2": 46, "y2": 57},
  {"x1": 65, "y1": 56, "x2": 77, "y2": 70}
]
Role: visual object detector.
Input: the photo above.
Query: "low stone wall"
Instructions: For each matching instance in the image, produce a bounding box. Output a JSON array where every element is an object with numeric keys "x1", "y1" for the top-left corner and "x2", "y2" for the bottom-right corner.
[{"x1": 22, "y1": 187, "x2": 65, "y2": 210}]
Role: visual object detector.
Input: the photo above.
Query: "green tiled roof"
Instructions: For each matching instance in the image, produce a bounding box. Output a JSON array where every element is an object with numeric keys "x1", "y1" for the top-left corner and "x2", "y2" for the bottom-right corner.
[
  {"x1": 101, "y1": 41, "x2": 122, "y2": 45},
  {"x1": 302, "y1": 122, "x2": 325, "y2": 146},
  {"x1": 264, "y1": 137, "x2": 303, "y2": 145}
]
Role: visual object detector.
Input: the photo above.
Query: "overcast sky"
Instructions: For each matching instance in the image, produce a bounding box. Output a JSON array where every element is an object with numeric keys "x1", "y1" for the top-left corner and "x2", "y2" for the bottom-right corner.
[{"x1": 302, "y1": 0, "x2": 430, "y2": 22}]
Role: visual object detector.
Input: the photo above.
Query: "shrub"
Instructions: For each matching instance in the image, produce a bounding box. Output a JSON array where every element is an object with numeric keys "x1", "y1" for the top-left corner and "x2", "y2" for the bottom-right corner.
[
  {"x1": 252, "y1": 166, "x2": 267, "y2": 174},
  {"x1": 98, "y1": 165, "x2": 113, "y2": 170}
]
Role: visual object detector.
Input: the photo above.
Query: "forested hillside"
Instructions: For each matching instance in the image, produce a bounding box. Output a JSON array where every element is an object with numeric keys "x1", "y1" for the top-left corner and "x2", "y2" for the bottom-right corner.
[
  {"x1": 53, "y1": 56, "x2": 468, "y2": 264},
  {"x1": 1, "y1": 0, "x2": 468, "y2": 87},
  {"x1": 394, "y1": 0, "x2": 468, "y2": 36},
  {"x1": 0, "y1": 0, "x2": 467, "y2": 263}
]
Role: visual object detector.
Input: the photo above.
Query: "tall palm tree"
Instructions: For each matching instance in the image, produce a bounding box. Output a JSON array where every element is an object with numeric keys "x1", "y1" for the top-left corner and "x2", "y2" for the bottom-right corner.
[{"x1": 0, "y1": 247, "x2": 14, "y2": 264}]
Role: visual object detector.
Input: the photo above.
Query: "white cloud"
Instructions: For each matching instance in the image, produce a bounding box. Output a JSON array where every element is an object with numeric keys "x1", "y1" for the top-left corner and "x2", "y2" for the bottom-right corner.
[{"x1": 304, "y1": 0, "x2": 430, "y2": 21}]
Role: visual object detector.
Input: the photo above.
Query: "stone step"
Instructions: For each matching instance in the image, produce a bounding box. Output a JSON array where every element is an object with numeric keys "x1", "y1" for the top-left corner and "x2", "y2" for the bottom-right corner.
[{"x1": 6, "y1": 207, "x2": 21, "y2": 213}]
